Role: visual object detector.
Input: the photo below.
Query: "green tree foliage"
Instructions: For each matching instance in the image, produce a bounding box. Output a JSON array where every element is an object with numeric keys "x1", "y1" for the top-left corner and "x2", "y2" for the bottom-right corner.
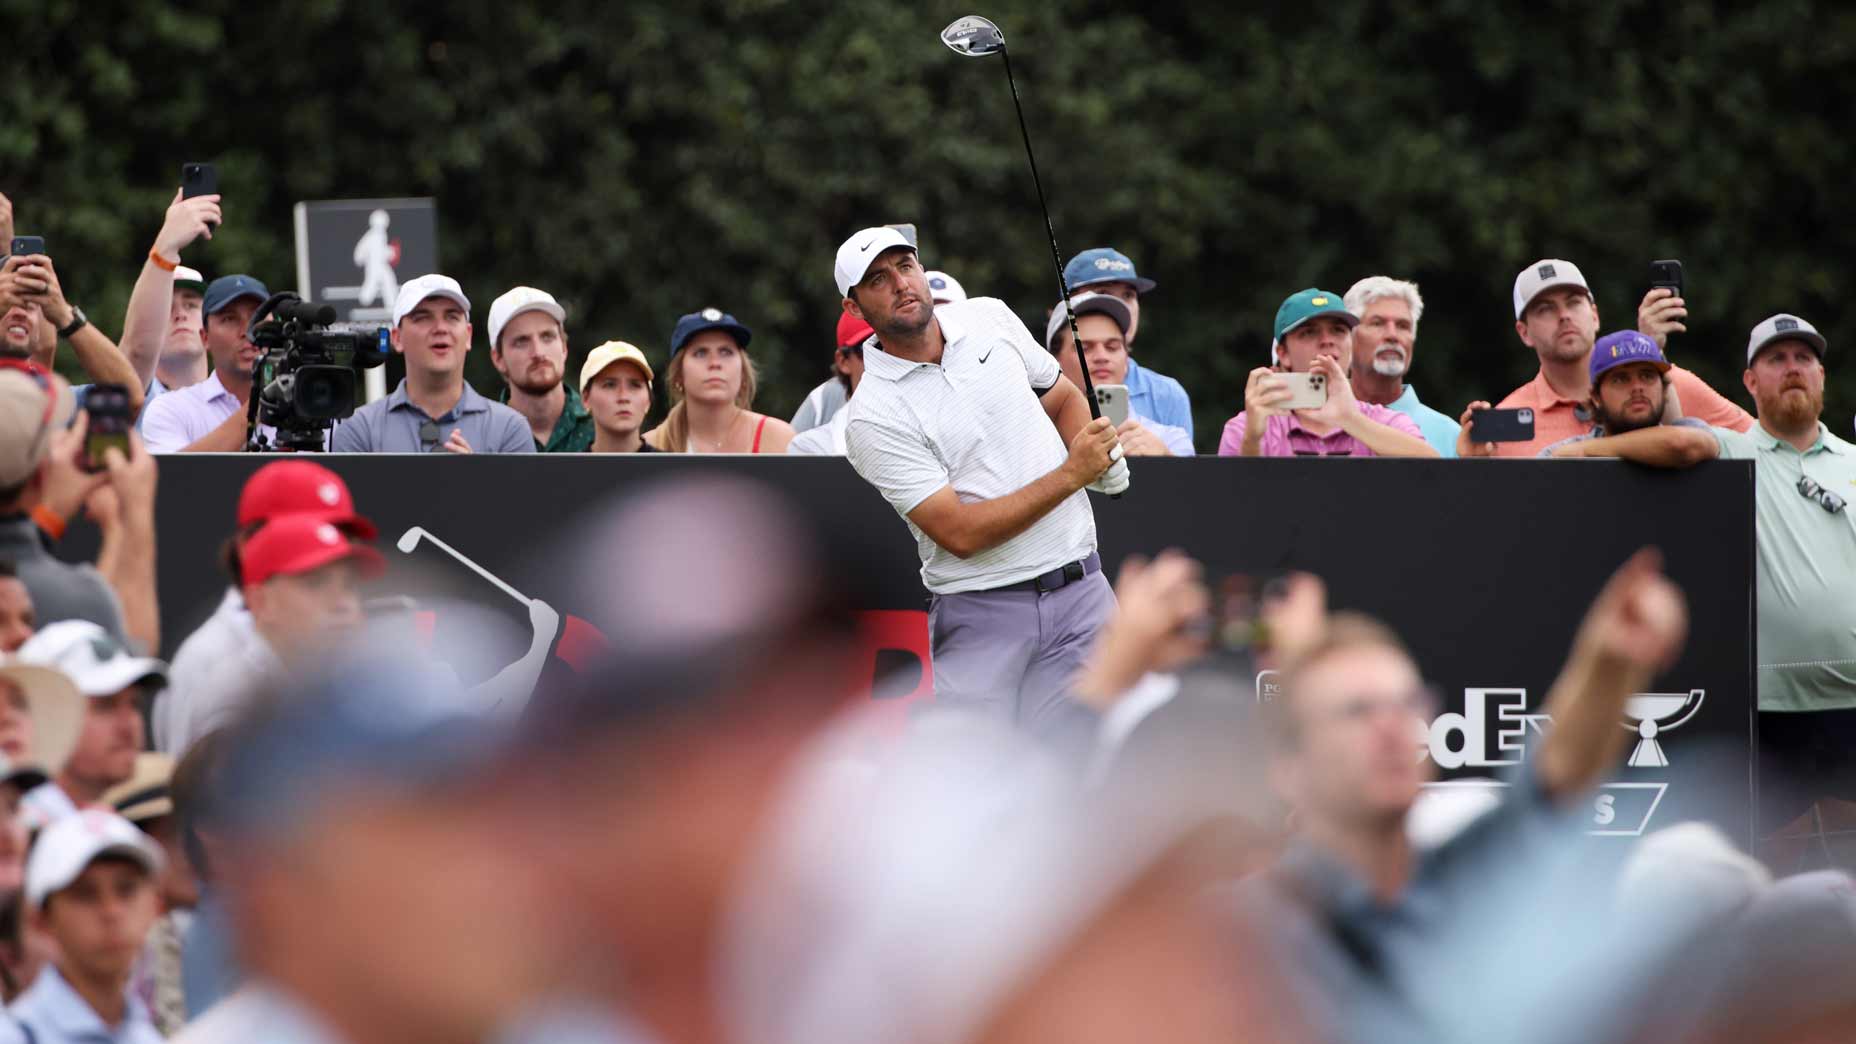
[{"x1": 7, "y1": 0, "x2": 1852, "y2": 446}]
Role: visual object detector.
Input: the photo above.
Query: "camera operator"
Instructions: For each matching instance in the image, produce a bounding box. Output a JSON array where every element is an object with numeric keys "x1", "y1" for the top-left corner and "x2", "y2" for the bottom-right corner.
[
  {"x1": 141, "y1": 276, "x2": 274, "y2": 453},
  {"x1": 332, "y1": 275, "x2": 532, "y2": 454},
  {"x1": 0, "y1": 252, "x2": 144, "y2": 413}
]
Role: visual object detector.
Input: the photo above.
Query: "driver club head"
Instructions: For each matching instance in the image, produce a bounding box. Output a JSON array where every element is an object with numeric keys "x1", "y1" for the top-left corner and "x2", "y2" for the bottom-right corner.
[
  {"x1": 941, "y1": 15, "x2": 1005, "y2": 57},
  {"x1": 395, "y1": 527, "x2": 426, "y2": 555}
]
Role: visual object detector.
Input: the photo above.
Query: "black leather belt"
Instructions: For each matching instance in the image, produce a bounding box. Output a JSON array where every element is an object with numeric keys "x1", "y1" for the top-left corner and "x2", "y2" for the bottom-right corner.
[{"x1": 990, "y1": 552, "x2": 1102, "y2": 594}]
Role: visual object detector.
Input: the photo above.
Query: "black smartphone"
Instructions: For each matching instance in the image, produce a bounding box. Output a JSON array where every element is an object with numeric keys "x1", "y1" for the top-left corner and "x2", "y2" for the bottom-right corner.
[
  {"x1": 181, "y1": 162, "x2": 219, "y2": 200},
  {"x1": 83, "y1": 384, "x2": 133, "y2": 472},
  {"x1": 1649, "y1": 259, "x2": 1684, "y2": 299},
  {"x1": 9, "y1": 236, "x2": 44, "y2": 259},
  {"x1": 1468, "y1": 407, "x2": 1536, "y2": 443}
]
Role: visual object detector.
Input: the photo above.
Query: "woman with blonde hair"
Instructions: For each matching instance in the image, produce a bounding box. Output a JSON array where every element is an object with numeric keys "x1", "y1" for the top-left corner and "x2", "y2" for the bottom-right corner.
[{"x1": 645, "y1": 308, "x2": 794, "y2": 454}]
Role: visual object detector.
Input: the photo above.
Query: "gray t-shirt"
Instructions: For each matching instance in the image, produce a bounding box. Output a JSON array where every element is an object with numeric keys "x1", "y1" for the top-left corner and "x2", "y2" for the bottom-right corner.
[
  {"x1": 0, "y1": 515, "x2": 126, "y2": 643},
  {"x1": 331, "y1": 380, "x2": 534, "y2": 453}
]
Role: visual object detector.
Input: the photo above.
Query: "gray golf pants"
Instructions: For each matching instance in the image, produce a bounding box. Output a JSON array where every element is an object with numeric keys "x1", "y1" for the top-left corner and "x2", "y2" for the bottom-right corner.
[{"x1": 926, "y1": 568, "x2": 1115, "y2": 757}]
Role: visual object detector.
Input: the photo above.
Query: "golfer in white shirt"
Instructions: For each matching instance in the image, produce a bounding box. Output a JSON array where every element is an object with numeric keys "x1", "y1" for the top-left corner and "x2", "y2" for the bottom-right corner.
[{"x1": 835, "y1": 226, "x2": 1128, "y2": 754}]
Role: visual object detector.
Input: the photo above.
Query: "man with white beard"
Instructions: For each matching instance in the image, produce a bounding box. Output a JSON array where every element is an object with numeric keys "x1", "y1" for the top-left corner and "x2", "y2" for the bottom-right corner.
[{"x1": 1344, "y1": 277, "x2": 1460, "y2": 457}]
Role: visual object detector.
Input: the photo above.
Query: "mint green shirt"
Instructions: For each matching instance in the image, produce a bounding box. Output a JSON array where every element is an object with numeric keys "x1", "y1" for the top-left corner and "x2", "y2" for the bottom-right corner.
[{"x1": 1713, "y1": 422, "x2": 1856, "y2": 711}]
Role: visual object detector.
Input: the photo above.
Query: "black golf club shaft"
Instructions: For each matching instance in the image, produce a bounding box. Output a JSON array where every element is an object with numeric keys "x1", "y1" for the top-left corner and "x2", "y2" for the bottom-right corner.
[
  {"x1": 996, "y1": 45, "x2": 1120, "y2": 498},
  {"x1": 998, "y1": 47, "x2": 1100, "y2": 424}
]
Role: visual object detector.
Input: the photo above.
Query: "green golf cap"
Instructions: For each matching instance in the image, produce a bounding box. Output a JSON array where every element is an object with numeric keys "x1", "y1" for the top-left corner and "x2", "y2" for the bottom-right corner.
[{"x1": 1273, "y1": 288, "x2": 1358, "y2": 342}]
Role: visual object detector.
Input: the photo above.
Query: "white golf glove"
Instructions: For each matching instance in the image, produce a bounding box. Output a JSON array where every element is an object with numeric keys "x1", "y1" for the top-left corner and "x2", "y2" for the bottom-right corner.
[{"x1": 1089, "y1": 455, "x2": 1131, "y2": 495}]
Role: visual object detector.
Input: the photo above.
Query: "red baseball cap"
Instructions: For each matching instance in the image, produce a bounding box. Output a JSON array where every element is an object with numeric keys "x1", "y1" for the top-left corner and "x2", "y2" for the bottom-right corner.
[
  {"x1": 237, "y1": 461, "x2": 378, "y2": 540},
  {"x1": 240, "y1": 515, "x2": 386, "y2": 588},
  {"x1": 836, "y1": 312, "x2": 874, "y2": 350}
]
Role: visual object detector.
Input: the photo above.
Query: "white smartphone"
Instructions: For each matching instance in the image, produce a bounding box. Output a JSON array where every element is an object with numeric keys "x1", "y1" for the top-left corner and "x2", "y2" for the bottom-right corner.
[
  {"x1": 1093, "y1": 384, "x2": 1130, "y2": 426},
  {"x1": 1278, "y1": 372, "x2": 1328, "y2": 411}
]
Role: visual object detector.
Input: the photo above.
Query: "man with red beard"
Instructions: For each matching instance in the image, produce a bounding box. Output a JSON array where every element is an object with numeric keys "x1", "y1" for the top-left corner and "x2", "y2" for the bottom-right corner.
[
  {"x1": 1577, "y1": 313, "x2": 1856, "y2": 837},
  {"x1": 488, "y1": 286, "x2": 594, "y2": 452}
]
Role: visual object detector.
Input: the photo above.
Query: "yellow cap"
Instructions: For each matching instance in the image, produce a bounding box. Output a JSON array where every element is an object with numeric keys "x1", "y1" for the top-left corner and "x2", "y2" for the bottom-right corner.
[{"x1": 578, "y1": 341, "x2": 655, "y2": 397}]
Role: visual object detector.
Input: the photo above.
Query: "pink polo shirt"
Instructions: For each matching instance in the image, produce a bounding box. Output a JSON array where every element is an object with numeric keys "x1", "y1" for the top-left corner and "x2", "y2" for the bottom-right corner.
[{"x1": 1216, "y1": 402, "x2": 1425, "y2": 457}]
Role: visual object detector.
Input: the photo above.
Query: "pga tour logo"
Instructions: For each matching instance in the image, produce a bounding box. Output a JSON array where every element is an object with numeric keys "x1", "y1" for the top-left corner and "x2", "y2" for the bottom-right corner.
[{"x1": 1255, "y1": 674, "x2": 1704, "y2": 837}]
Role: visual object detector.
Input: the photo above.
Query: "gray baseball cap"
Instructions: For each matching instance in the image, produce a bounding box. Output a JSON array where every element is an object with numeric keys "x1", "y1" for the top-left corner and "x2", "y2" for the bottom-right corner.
[
  {"x1": 1746, "y1": 313, "x2": 1827, "y2": 365},
  {"x1": 1043, "y1": 292, "x2": 1133, "y2": 352}
]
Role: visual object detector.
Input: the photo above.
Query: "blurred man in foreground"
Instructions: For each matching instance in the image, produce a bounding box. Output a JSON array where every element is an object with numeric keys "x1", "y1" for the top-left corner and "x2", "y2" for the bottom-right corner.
[
  {"x1": 1253, "y1": 549, "x2": 1689, "y2": 1042},
  {"x1": 170, "y1": 666, "x2": 566, "y2": 1043}
]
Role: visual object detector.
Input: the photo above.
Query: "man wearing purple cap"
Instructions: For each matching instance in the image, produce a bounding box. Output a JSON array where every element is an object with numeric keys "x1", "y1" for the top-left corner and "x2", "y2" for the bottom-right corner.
[{"x1": 1526, "y1": 331, "x2": 1707, "y2": 457}]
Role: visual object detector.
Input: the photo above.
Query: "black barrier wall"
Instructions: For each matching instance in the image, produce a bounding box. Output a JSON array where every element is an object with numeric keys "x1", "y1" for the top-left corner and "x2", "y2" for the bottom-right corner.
[{"x1": 72, "y1": 456, "x2": 1756, "y2": 843}]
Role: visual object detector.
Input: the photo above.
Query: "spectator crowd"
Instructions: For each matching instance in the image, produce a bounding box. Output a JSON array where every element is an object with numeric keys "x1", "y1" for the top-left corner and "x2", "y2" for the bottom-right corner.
[{"x1": 0, "y1": 179, "x2": 1852, "y2": 1042}]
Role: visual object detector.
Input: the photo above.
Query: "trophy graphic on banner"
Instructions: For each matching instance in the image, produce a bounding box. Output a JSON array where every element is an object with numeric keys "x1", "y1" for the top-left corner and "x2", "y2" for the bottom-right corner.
[{"x1": 1620, "y1": 689, "x2": 1706, "y2": 767}]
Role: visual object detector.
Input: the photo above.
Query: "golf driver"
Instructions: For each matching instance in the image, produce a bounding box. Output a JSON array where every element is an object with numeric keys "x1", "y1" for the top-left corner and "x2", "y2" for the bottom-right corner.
[
  {"x1": 397, "y1": 525, "x2": 535, "y2": 608},
  {"x1": 942, "y1": 16, "x2": 1107, "y2": 425}
]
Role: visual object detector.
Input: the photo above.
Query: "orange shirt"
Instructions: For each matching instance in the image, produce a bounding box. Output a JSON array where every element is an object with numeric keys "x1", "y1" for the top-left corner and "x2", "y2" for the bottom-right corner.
[{"x1": 1491, "y1": 364, "x2": 1753, "y2": 457}]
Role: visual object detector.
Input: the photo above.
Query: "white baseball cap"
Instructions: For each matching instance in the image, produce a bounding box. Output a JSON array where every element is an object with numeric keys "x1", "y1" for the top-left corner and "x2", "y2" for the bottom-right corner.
[
  {"x1": 17, "y1": 620, "x2": 167, "y2": 698},
  {"x1": 0, "y1": 656, "x2": 85, "y2": 781},
  {"x1": 26, "y1": 809, "x2": 164, "y2": 910},
  {"x1": 834, "y1": 227, "x2": 917, "y2": 298},
  {"x1": 1512, "y1": 259, "x2": 1591, "y2": 320},
  {"x1": 487, "y1": 286, "x2": 567, "y2": 351},
  {"x1": 1745, "y1": 313, "x2": 1827, "y2": 365},
  {"x1": 392, "y1": 274, "x2": 472, "y2": 328},
  {"x1": 926, "y1": 271, "x2": 967, "y2": 305},
  {"x1": 173, "y1": 266, "x2": 207, "y2": 294}
]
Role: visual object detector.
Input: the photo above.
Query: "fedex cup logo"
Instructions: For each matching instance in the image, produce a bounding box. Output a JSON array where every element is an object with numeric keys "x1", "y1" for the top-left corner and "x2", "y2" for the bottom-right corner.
[
  {"x1": 1420, "y1": 687, "x2": 1705, "y2": 770},
  {"x1": 1620, "y1": 690, "x2": 1705, "y2": 767},
  {"x1": 1413, "y1": 686, "x2": 1705, "y2": 838},
  {"x1": 1424, "y1": 688, "x2": 1552, "y2": 770}
]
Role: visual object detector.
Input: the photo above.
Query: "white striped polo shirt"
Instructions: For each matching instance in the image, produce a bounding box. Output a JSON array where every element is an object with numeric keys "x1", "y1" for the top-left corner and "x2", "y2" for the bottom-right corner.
[{"x1": 844, "y1": 297, "x2": 1097, "y2": 594}]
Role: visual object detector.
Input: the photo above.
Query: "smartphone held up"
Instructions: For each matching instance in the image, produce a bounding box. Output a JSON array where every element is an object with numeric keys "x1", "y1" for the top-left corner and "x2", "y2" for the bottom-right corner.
[{"x1": 83, "y1": 384, "x2": 134, "y2": 473}]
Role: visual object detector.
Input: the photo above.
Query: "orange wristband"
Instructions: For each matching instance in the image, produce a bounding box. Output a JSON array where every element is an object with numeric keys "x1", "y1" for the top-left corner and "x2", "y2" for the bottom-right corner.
[
  {"x1": 31, "y1": 504, "x2": 67, "y2": 542},
  {"x1": 148, "y1": 247, "x2": 179, "y2": 272}
]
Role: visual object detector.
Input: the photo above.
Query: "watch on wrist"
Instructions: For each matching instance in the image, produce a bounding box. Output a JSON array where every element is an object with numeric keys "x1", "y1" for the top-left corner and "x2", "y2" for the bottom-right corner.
[{"x1": 57, "y1": 306, "x2": 87, "y2": 339}]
